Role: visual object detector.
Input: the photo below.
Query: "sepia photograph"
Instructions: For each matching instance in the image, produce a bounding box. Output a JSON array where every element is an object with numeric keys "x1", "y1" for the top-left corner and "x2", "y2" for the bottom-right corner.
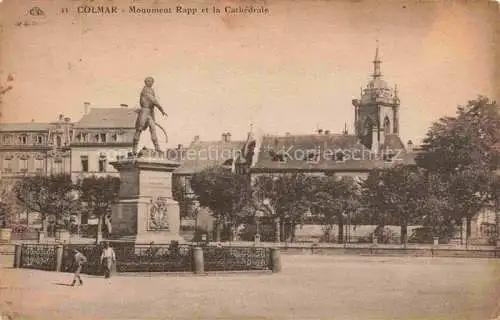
[{"x1": 0, "y1": 0, "x2": 500, "y2": 319}]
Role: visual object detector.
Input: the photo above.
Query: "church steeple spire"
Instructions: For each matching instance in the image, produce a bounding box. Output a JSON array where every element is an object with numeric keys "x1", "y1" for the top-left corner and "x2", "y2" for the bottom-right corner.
[{"x1": 372, "y1": 40, "x2": 382, "y2": 79}]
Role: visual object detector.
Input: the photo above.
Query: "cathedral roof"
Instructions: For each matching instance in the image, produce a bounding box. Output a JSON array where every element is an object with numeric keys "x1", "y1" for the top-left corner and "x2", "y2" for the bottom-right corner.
[
  {"x1": 251, "y1": 132, "x2": 414, "y2": 172},
  {"x1": 358, "y1": 43, "x2": 399, "y2": 105},
  {"x1": 367, "y1": 78, "x2": 390, "y2": 90}
]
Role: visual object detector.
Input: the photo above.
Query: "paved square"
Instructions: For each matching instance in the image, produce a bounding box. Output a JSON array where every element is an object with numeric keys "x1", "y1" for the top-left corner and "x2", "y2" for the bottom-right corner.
[{"x1": 1, "y1": 255, "x2": 500, "y2": 319}]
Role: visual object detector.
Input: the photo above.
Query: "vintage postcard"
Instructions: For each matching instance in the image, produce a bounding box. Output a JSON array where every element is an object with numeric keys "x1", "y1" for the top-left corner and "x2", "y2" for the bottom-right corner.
[{"x1": 0, "y1": 0, "x2": 500, "y2": 319}]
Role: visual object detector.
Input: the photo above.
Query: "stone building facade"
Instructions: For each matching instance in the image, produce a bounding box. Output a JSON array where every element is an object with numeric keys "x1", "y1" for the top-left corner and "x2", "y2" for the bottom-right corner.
[
  {"x1": 0, "y1": 114, "x2": 73, "y2": 180},
  {"x1": 0, "y1": 103, "x2": 136, "y2": 181},
  {"x1": 70, "y1": 103, "x2": 136, "y2": 181}
]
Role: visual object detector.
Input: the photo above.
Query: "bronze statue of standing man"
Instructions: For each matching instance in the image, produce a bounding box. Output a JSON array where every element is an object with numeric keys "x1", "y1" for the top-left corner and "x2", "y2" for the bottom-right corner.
[{"x1": 132, "y1": 77, "x2": 168, "y2": 154}]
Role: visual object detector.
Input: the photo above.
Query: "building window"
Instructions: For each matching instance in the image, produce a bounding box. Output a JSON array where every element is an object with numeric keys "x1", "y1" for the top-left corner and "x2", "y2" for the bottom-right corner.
[
  {"x1": 35, "y1": 158, "x2": 44, "y2": 173},
  {"x1": 52, "y1": 158, "x2": 63, "y2": 174},
  {"x1": 80, "y1": 156, "x2": 88, "y2": 172},
  {"x1": 56, "y1": 136, "x2": 62, "y2": 147},
  {"x1": 3, "y1": 158, "x2": 12, "y2": 173},
  {"x1": 98, "y1": 157, "x2": 107, "y2": 172},
  {"x1": 111, "y1": 134, "x2": 118, "y2": 142},
  {"x1": 100, "y1": 133, "x2": 107, "y2": 143},
  {"x1": 19, "y1": 159, "x2": 28, "y2": 173},
  {"x1": 35, "y1": 135, "x2": 43, "y2": 144},
  {"x1": 2, "y1": 135, "x2": 12, "y2": 145},
  {"x1": 18, "y1": 135, "x2": 27, "y2": 144}
]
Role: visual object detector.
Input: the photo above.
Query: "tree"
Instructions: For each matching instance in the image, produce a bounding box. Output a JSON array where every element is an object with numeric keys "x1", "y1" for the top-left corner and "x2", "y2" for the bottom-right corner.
[
  {"x1": 14, "y1": 174, "x2": 79, "y2": 235},
  {"x1": 78, "y1": 176, "x2": 120, "y2": 243},
  {"x1": 252, "y1": 173, "x2": 312, "y2": 242},
  {"x1": 0, "y1": 180, "x2": 21, "y2": 228},
  {"x1": 417, "y1": 97, "x2": 500, "y2": 242},
  {"x1": 172, "y1": 175, "x2": 196, "y2": 221},
  {"x1": 310, "y1": 176, "x2": 361, "y2": 243},
  {"x1": 190, "y1": 166, "x2": 251, "y2": 242},
  {"x1": 362, "y1": 165, "x2": 427, "y2": 244}
]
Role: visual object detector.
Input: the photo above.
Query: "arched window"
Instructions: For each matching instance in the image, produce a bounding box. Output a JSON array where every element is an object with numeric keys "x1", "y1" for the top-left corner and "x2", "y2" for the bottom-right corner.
[
  {"x1": 363, "y1": 118, "x2": 373, "y2": 136},
  {"x1": 383, "y1": 116, "x2": 391, "y2": 136}
]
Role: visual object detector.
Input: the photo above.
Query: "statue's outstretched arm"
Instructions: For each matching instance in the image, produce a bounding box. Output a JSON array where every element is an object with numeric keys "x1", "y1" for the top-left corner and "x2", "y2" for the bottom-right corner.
[{"x1": 144, "y1": 92, "x2": 167, "y2": 116}]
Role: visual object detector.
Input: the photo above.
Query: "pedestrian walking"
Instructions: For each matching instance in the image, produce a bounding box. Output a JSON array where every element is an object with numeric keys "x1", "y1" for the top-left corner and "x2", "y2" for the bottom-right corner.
[
  {"x1": 71, "y1": 249, "x2": 87, "y2": 286},
  {"x1": 100, "y1": 242, "x2": 116, "y2": 279}
]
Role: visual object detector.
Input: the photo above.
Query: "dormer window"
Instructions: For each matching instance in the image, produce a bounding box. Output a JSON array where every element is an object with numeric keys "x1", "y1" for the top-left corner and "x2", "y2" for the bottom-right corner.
[
  {"x1": 18, "y1": 135, "x2": 27, "y2": 145},
  {"x1": 384, "y1": 152, "x2": 395, "y2": 162},
  {"x1": 100, "y1": 133, "x2": 107, "y2": 143},
  {"x1": 332, "y1": 151, "x2": 345, "y2": 162},
  {"x1": 35, "y1": 135, "x2": 43, "y2": 145},
  {"x1": 306, "y1": 150, "x2": 319, "y2": 162},
  {"x1": 269, "y1": 150, "x2": 286, "y2": 162}
]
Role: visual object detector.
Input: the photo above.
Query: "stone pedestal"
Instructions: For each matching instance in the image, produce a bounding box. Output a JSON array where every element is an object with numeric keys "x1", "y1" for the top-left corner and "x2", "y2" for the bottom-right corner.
[{"x1": 109, "y1": 150, "x2": 184, "y2": 244}]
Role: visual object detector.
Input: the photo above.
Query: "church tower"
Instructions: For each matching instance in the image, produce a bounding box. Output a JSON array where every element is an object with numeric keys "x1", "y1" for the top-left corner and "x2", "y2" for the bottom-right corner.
[{"x1": 352, "y1": 43, "x2": 400, "y2": 152}]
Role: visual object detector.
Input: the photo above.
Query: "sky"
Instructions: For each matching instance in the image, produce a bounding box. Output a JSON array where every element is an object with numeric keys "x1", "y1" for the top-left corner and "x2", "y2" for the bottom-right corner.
[{"x1": 0, "y1": 0, "x2": 498, "y2": 149}]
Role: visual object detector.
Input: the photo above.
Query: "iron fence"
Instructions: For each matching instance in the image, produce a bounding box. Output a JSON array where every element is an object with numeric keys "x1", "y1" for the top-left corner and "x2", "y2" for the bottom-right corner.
[
  {"x1": 16, "y1": 243, "x2": 275, "y2": 273},
  {"x1": 20, "y1": 244, "x2": 57, "y2": 271},
  {"x1": 113, "y1": 243, "x2": 194, "y2": 272},
  {"x1": 62, "y1": 244, "x2": 104, "y2": 275},
  {"x1": 61, "y1": 243, "x2": 194, "y2": 274},
  {"x1": 203, "y1": 246, "x2": 272, "y2": 271}
]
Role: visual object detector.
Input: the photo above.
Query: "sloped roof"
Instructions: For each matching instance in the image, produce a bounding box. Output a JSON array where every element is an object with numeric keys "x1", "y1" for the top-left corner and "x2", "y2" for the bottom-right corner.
[
  {"x1": 175, "y1": 140, "x2": 246, "y2": 174},
  {"x1": 252, "y1": 133, "x2": 413, "y2": 172},
  {"x1": 0, "y1": 123, "x2": 52, "y2": 132},
  {"x1": 380, "y1": 134, "x2": 406, "y2": 151},
  {"x1": 75, "y1": 108, "x2": 137, "y2": 129}
]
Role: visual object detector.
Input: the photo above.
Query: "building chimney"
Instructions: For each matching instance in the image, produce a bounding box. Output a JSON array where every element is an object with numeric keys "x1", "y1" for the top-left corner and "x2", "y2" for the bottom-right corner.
[
  {"x1": 317, "y1": 129, "x2": 323, "y2": 134},
  {"x1": 64, "y1": 117, "x2": 71, "y2": 123},
  {"x1": 193, "y1": 135, "x2": 200, "y2": 142},
  {"x1": 120, "y1": 104, "x2": 128, "y2": 108},
  {"x1": 226, "y1": 132, "x2": 231, "y2": 142},
  {"x1": 221, "y1": 133, "x2": 227, "y2": 142},
  {"x1": 84, "y1": 102, "x2": 90, "y2": 115},
  {"x1": 407, "y1": 140, "x2": 414, "y2": 153},
  {"x1": 325, "y1": 130, "x2": 331, "y2": 135},
  {"x1": 59, "y1": 114, "x2": 64, "y2": 121},
  {"x1": 177, "y1": 144, "x2": 183, "y2": 150}
]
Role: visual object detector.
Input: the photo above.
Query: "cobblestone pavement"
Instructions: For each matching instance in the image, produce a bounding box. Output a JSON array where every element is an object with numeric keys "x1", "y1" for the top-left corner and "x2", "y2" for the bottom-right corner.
[{"x1": 1, "y1": 255, "x2": 500, "y2": 320}]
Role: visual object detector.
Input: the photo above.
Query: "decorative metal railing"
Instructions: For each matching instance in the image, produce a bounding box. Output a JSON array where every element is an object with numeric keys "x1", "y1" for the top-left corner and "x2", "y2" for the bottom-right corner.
[
  {"x1": 62, "y1": 244, "x2": 103, "y2": 275},
  {"x1": 18, "y1": 243, "x2": 275, "y2": 274},
  {"x1": 60, "y1": 243, "x2": 194, "y2": 274},
  {"x1": 20, "y1": 244, "x2": 57, "y2": 271},
  {"x1": 203, "y1": 246, "x2": 272, "y2": 271},
  {"x1": 113, "y1": 243, "x2": 194, "y2": 272}
]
